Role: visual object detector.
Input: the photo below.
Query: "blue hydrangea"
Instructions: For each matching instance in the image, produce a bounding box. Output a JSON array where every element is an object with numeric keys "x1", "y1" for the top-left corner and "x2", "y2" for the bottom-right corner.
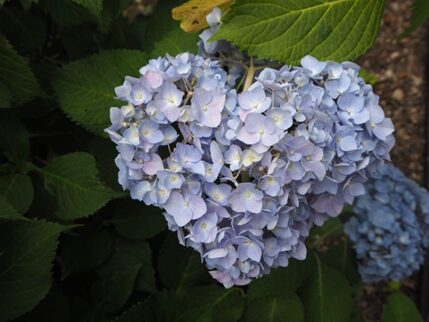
[
  {"x1": 106, "y1": 21, "x2": 394, "y2": 286},
  {"x1": 345, "y1": 164, "x2": 429, "y2": 283}
]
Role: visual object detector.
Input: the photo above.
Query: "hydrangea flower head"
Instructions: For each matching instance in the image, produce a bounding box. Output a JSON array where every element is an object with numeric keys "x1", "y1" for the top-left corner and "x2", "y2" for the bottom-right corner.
[
  {"x1": 107, "y1": 15, "x2": 394, "y2": 287},
  {"x1": 345, "y1": 164, "x2": 429, "y2": 283}
]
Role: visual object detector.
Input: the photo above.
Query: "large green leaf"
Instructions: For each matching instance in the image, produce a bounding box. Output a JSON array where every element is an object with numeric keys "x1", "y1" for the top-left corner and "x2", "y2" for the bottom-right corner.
[
  {"x1": 114, "y1": 291, "x2": 184, "y2": 322},
  {"x1": 20, "y1": 0, "x2": 38, "y2": 10},
  {"x1": 53, "y1": 50, "x2": 147, "y2": 135},
  {"x1": 110, "y1": 199, "x2": 165, "y2": 240},
  {"x1": 14, "y1": 284, "x2": 70, "y2": 322},
  {"x1": 117, "y1": 287, "x2": 242, "y2": 322},
  {"x1": 71, "y1": 0, "x2": 102, "y2": 19},
  {"x1": 214, "y1": 0, "x2": 385, "y2": 64},
  {"x1": 88, "y1": 137, "x2": 122, "y2": 191},
  {"x1": 0, "y1": 82, "x2": 11, "y2": 108},
  {"x1": 0, "y1": 111, "x2": 30, "y2": 163},
  {"x1": 299, "y1": 253, "x2": 353, "y2": 322},
  {"x1": 0, "y1": 219, "x2": 67, "y2": 322},
  {"x1": 248, "y1": 257, "x2": 314, "y2": 298},
  {"x1": 405, "y1": 0, "x2": 429, "y2": 35},
  {"x1": 45, "y1": 0, "x2": 94, "y2": 29},
  {"x1": 157, "y1": 234, "x2": 211, "y2": 292},
  {"x1": 93, "y1": 238, "x2": 152, "y2": 313},
  {"x1": 41, "y1": 152, "x2": 118, "y2": 220},
  {"x1": 0, "y1": 35, "x2": 41, "y2": 105},
  {"x1": 310, "y1": 217, "x2": 344, "y2": 243},
  {"x1": 320, "y1": 239, "x2": 359, "y2": 285},
  {"x1": 131, "y1": 0, "x2": 199, "y2": 57},
  {"x1": 0, "y1": 195, "x2": 23, "y2": 220},
  {"x1": 60, "y1": 226, "x2": 113, "y2": 278},
  {"x1": 381, "y1": 291, "x2": 423, "y2": 322},
  {"x1": 243, "y1": 294, "x2": 304, "y2": 322},
  {"x1": 135, "y1": 252, "x2": 157, "y2": 293},
  {"x1": 0, "y1": 7, "x2": 46, "y2": 54},
  {"x1": 0, "y1": 173, "x2": 33, "y2": 214},
  {"x1": 178, "y1": 286, "x2": 245, "y2": 322}
]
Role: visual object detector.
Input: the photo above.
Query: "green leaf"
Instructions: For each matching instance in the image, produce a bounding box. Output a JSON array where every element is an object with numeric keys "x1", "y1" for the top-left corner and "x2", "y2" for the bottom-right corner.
[
  {"x1": 113, "y1": 301, "x2": 148, "y2": 322},
  {"x1": 248, "y1": 258, "x2": 314, "y2": 298},
  {"x1": 0, "y1": 111, "x2": 30, "y2": 163},
  {"x1": 151, "y1": 28, "x2": 200, "y2": 58},
  {"x1": 71, "y1": 0, "x2": 103, "y2": 19},
  {"x1": 0, "y1": 219, "x2": 67, "y2": 322},
  {"x1": 0, "y1": 7, "x2": 46, "y2": 54},
  {"x1": 97, "y1": 0, "x2": 130, "y2": 34},
  {"x1": 53, "y1": 50, "x2": 147, "y2": 135},
  {"x1": 0, "y1": 82, "x2": 11, "y2": 108},
  {"x1": 349, "y1": 304, "x2": 366, "y2": 322},
  {"x1": 381, "y1": 291, "x2": 423, "y2": 322},
  {"x1": 135, "y1": 252, "x2": 157, "y2": 293},
  {"x1": 15, "y1": 284, "x2": 70, "y2": 322},
  {"x1": 157, "y1": 234, "x2": 211, "y2": 292},
  {"x1": 214, "y1": 0, "x2": 385, "y2": 64},
  {"x1": 360, "y1": 69, "x2": 378, "y2": 86},
  {"x1": 25, "y1": 173, "x2": 58, "y2": 222},
  {"x1": 60, "y1": 226, "x2": 113, "y2": 278},
  {"x1": 0, "y1": 35, "x2": 41, "y2": 105},
  {"x1": 311, "y1": 217, "x2": 344, "y2": 240},
  {"x1": 88, "y1": 137, "x2": 122, "y2": 191},
  {"x1": 45, "y1": 0, "x2": 94, "y2": 29},
  {"x1": 111, "y1": 199, "x2": 165, "y2": 240},
  {"x1": 299, "y1": 253, "x2": 353, "y2": 322},
  {"x1": 243, "y1": 294, "x2": 304, "y2": 322},
  {"x1": 179, "y1": 286, "x2": 245, "y2": 322},
  {"x1": 20, "y1": 0, "x2": 38, "y2": 10},
  {"x1": 134, "y1": 0, "x2": 199, "y2": 57},
  {"x1": 114, "y1": 291, "x2": 184, "y2": 322},
  {"x1": 405, "y1": 0, "x2": 429, "y2": 35},
  {"x1": 93, "y1": 238, "x2": 151, "y2": 313},
  {"x1": 41, "y1": 152, "x2": 117, "y2": 220},
  {"x1": 0, "y1": 195, "x2": 22, "y2": 219},
  {"x1": 0, "y1": 173, "x2": 34, "y2": 214},
  {"x1": 320, "y1": 239, "x2": 360, "y2": 285}
]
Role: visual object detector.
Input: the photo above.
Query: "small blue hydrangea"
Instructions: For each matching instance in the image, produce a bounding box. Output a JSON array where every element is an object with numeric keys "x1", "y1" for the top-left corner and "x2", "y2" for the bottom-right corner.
[
  {"x1": 345, "y1": 164, "x2": 429, "y2": 283},
  {"x1": 106, "y1": 10, "x2": 394, "y2": 287}
]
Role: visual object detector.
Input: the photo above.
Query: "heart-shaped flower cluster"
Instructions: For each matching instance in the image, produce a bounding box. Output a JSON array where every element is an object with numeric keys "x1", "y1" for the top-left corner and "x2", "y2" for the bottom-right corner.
[
  {"x1": 106, "y1": 51, "x2": 394, "y2": 287},
  {"x1": 345, "y1": 164, "x2": 429, "y2": 283}
]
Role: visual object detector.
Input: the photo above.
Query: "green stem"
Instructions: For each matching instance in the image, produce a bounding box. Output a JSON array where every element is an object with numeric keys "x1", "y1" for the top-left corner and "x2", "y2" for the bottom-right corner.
[{"x1": 389, "y1": 280, "x2": 401, "y2": 291}]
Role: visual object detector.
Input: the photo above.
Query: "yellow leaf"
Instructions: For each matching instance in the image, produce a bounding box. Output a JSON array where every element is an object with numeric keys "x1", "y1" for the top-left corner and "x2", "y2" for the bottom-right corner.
[{"x1": 172, "y1": 0, "x2": 233, "y2": 33}]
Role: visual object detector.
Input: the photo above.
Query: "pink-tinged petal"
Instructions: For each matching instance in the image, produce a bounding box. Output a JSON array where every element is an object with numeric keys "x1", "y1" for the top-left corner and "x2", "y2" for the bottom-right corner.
[{"x1": 144, "y1": 70, "x2": 163, "y2": 89}]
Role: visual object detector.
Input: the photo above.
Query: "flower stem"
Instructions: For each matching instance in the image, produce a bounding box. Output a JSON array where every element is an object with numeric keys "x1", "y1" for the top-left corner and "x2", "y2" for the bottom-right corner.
[{"x1": 243, "y1": 57, "x2": 255, "y2": 91}]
